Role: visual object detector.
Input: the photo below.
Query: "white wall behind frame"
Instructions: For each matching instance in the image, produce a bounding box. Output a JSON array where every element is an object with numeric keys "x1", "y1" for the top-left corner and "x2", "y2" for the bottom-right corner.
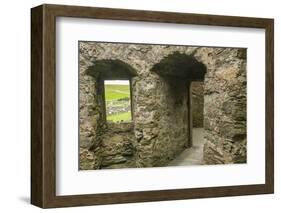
[{"x1": 1, "y1": 0, "x2": 279, "y2": 212}]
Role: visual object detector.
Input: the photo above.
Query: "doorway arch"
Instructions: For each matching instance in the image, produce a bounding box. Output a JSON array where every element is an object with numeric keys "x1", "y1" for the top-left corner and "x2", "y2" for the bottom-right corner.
[{"x1": 151, "y1": 52, "x2": 206, "y2": 148}]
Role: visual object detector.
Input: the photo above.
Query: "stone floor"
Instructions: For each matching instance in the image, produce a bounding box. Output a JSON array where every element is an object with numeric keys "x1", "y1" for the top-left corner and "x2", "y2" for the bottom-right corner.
[{"x1": 168, "y1": 128, "x2": 204, "y2": 166}]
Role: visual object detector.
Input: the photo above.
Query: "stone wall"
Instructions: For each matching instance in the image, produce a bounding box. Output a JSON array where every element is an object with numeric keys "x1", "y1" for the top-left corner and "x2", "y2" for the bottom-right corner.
[
  {"x1": 191, "y1": 82, "x2": 204, "y2": 128},
  {"x1": 79, "y1": 42, "x2": 247, "y2": 169},
  {"x1": 203, "y1": 48, "x2": 247, "y2": 164},
  {"x1": 133, "y1": 76, "x2": 189, "y2": 167}
]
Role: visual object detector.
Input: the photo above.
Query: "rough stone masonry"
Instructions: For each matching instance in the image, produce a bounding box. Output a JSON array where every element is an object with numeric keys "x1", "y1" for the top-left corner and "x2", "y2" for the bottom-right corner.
[{"x1": 79, "y1": 42, "x2": 247, "y2": 170}]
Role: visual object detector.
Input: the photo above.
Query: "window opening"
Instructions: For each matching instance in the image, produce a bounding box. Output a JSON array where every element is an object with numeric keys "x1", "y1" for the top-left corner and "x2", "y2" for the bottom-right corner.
[{"x1": 104, "y1": 80, "x2": 132, "y2": 123}]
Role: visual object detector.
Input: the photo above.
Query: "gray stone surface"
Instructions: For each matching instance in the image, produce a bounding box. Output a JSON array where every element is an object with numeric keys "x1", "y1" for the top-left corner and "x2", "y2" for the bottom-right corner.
[
  {"x1": 203, "y1": 48, "x2": 247, "y2": 164},
  {"x1": 191, "y1": 82, "x2": 204, "y2": 128}
]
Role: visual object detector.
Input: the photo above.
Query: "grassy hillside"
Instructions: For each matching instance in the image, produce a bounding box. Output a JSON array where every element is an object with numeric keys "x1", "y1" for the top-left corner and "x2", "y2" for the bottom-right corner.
[
  {"x1": 104, "y1": 84, "x2": 131, "y2": 122},
  {"x1": 104, "y1": 85, "x2": 130, "y2": 101}
]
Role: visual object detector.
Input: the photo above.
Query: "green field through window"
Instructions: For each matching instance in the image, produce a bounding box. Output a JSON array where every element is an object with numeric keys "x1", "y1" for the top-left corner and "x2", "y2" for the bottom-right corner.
[{"x1": 104, "y1": 80, "x2": 132, "y2": 123}]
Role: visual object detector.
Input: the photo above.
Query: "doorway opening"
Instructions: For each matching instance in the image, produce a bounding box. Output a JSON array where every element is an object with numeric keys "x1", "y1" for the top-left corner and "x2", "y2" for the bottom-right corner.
[{"x1": 150, "y1": 52, "x2": 206, "y2": 166}]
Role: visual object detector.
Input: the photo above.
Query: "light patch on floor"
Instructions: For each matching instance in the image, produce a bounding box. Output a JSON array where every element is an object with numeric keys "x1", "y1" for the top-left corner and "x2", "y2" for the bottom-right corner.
[{"x1": 168, "y1": 128, "x2": 204, "y2": 166}]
